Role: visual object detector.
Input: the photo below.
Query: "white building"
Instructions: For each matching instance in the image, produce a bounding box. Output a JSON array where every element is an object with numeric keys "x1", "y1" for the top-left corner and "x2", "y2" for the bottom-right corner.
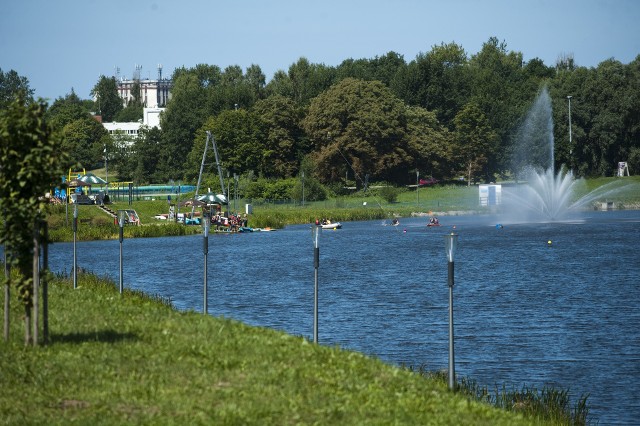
[
  {"x1": 103, "y1": 107, "x2": 165, "y2": 144},
  {"x1": 116, "y1": 64, "x2": 172, "y2": 108},
  {"x1": 143, "y1": 107, "x2": 163, "y2": 128}
]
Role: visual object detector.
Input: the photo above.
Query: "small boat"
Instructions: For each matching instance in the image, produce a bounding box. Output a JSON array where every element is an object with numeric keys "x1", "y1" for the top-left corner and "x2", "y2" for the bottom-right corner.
[
  {"x1": 427, "y1": 217, "x2": 440, "y2": 227},
  {"x1": 320, "y1": 222, "x2": 342, "y2": 230}
]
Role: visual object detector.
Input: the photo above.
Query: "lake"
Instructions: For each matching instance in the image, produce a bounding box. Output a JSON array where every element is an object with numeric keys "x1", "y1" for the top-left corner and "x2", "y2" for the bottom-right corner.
[{"x1": 18, "y1": 209, "x2": 640, "y2": 424}]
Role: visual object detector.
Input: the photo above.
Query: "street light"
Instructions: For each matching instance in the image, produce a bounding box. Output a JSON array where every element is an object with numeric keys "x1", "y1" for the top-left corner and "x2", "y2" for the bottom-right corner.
[
  {"x1": 104, "y1": 144, "x2": 108, "y2": 194},
  {"x1": 312, "y1": 225, "x2": 321, "y2": 343},
  {"x1": 118, "y1": 210, "x2": 125, "y2": 294},
  {"x1": 302, "y1": 171, "x2": 305, "y2": 207},
  {"x1": 234, "y1": 173, "x2": 238, "y2": 213},
  {"x1": 567, "y1": 96, "x2": 573, "y2": 172},
  {"x1": 202, "y1": 212, "x2": 210, "y2": 314},
  {"x1": 73, "y1": 203, "x2": 78, "y2": 289},
  {"x1": 444, "y1": 232, "x2": 458, "y2": 390},
  {"x1": 416, "y1": 170, "x2": 419, "y2": 206}
]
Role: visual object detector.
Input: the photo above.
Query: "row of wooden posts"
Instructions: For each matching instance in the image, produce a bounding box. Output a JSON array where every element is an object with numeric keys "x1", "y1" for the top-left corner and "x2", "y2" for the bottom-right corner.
[{"x1": 3, "y1": 220, "x2": 50, "y2": 346}]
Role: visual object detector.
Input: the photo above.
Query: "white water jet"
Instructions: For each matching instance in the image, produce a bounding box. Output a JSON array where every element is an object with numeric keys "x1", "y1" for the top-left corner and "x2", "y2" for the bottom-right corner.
[{"x1": 502, "y1": 87, "x2": 636, "y2": 223}]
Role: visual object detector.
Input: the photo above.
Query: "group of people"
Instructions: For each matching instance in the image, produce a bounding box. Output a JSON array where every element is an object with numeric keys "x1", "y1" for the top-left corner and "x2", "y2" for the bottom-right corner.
[
  {"x1": 209, "y1": 212, "x2": 248, "y2": 232},
  {"x1": 428, "y1": 216, "x2": 440, "y2": 225}
]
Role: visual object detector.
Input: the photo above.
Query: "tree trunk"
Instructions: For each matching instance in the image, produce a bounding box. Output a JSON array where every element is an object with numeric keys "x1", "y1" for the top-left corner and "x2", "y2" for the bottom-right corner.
[
  {"x1": 3, "y1": 275, "x2": 8, "y2": 342},
  {"x1": 24, "y1": 304, "x2": 31, "y2": 346},
  {"x1": 3, "y1": 244, "x2": 8, "y2": 342}
]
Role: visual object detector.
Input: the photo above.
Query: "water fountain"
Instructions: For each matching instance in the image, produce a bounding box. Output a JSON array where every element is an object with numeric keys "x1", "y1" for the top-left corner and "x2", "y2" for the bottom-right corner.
[{"x1": 502, "y1": 86, "x2": 636, "y2": 222}]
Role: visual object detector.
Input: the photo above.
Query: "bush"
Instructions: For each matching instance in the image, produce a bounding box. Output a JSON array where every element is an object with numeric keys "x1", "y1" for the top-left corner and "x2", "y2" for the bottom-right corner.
[
  {"x1": 378, "y1": 186, "x2": 400, "y2": 203},
  {"x1": 290, "y1": 178, "x2": 329, "y2": 202}
]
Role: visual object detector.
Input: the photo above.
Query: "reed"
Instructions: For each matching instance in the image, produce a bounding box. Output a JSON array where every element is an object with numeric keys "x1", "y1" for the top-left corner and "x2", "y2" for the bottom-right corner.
[{"x1": 405, "y1": 366, "x2": 591, "y2": 425}]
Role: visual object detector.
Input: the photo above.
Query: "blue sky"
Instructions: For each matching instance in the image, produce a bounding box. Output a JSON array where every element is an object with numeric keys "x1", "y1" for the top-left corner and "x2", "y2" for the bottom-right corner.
[{"x1": 2, "y1": 0, "x2": 639, "y2": 102}]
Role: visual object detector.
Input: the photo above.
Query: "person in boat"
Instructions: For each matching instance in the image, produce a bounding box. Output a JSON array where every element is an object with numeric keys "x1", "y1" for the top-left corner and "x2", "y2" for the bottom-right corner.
[
  {"x1": 392, "y1": 218, "x2": 399, "y2": 226},
  {"x1": 429, "y1": 217, "x2": 440, "y2": 225}
]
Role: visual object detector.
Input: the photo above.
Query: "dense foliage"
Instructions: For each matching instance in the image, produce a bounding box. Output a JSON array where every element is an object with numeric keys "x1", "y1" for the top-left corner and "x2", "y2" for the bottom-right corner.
[
  {"x1": 12, "y1": 36, "x2": 640, "y2": 197},
  {"x1": 0, "y1": 93, "x2": 67, "y2": 342}
]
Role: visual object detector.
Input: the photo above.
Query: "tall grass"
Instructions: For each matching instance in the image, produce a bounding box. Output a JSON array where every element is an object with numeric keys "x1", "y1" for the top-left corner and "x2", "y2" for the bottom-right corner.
[{"x1": 406, "y1": 366, "x2": 591, "y2": 425}]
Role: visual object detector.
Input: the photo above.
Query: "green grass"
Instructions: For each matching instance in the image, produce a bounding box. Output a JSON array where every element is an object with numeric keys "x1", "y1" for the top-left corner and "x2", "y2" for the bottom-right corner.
[
  {"x1": 46, "y1": 176, "x2": 640, "y2": 241},
  {"x1": 2, "y1": 271, "x2": 544, "y2": 425}
]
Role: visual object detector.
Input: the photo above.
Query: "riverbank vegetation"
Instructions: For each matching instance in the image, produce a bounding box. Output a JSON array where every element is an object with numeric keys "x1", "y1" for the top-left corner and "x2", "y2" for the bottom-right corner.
[
  {"x1": 1, "y1": 269, "x2": 590, "y2": 425},
  {"x1": 44, "y1": 175, "x2": 640, "y2": 241}
]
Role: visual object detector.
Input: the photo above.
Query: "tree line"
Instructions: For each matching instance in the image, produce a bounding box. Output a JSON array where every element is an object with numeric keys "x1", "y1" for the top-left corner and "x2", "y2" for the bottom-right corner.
[{"x1": 4, "y1": 36, "x2": 640, "y2": 199}]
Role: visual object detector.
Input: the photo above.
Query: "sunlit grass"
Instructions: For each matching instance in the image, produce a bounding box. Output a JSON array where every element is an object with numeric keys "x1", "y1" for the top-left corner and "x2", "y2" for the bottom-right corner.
[{"x1": 1, "y1": 270, "x2": 546, "y2": 425}]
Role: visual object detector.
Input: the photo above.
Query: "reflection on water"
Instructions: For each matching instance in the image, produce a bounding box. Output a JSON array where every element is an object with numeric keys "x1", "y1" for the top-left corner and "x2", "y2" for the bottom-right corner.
[{"x1": 7, "y1": 210, "x2": 640, "y2": 424}]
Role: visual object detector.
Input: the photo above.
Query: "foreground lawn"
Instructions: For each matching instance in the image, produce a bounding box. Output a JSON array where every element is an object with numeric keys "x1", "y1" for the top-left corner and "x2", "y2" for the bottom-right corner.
[{"x1": 1, "y1": 273, "x2": 537, "y2": 425}]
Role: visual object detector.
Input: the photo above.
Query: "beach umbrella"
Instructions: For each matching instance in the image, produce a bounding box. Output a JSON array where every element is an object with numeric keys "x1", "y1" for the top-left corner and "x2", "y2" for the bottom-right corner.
[
  {"x1": 178, "y1": 198, "x2": 205, "y2": 208},
  {"x1": 197, "y1": 193, "x2": 228, "y2": 205},
  {"x1": 67, "y1": 178, "x2": 90, "y2": 187},
  {"x1": 78, "y1": 172, "x2": 107, "y2": 185}
]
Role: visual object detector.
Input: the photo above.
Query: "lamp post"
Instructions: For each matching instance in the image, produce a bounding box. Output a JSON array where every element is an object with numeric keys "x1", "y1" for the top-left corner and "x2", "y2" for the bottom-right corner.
[
  {"x1": 302, "y1": 171, "x2": 305, "y2": 207},
  {"x1": 312, "y1": 225, "x2": 320, "y2": 343},
  {"x1": 202, "y1": 212, "x2": 210, "y2": 314},
  {"x1": 73, "y1": 203, "x2": 78, "y2": 289},
  {"x1": 118, "y1": 211, "x2": 125, "y2": 294},
  {"x1": 104, "y1": 144, "x2": 108, "y2": 194},
  {"x1": 234, "y1": 173, "x2": 238, "y2": 213},
  {"x1": 444, "y1": 232, "x2": 458, "y2": 390},
  {"x1": 416, "y1": 170, "x2": 419, "y2": 206},
  {"x1": 567, "y1": 96, "x2": 573, "y2": 172}
]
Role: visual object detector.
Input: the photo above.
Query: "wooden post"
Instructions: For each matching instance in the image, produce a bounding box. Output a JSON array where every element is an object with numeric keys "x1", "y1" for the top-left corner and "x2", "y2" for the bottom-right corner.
[
  {"x1": 32, "y1": 221, "x2": 40, "y2": 346},
  {"x1": 42, "y1": 221, "x2": 49, "y2": 345},
  {"x1": 3, "y1": 241, "x2": 9, "y2": 342}
]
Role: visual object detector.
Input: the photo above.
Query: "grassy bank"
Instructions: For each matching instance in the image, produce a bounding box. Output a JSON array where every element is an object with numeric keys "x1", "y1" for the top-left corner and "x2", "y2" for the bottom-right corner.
[
  {"x1": 2, "y1": 270, "x2": 577, "y2": 425},
  {"x1": 47, "y1": 176, "x2": 640, "y2": 239}
]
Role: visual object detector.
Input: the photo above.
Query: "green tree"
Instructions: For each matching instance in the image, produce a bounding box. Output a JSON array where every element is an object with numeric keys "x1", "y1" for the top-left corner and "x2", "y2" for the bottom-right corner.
[
  {"x1": 453, "y1": 102, "x2": 497, "y2": 185},
  {"x1": 405, "y1": 105, "x2": 454, "y2": 179},
  {"x1": 114, "y1": 104, "x2": 143, "y2": 122},
  {"x1": 61, "y1": 116, "x2": 110, "y2": 169},
  {"x1": 581, "y1": 59, "x2": 632, "y2": 176},
  {"x1": 549, "y1": 65, "x2": 590, "y2": 175},
  {"x1": 411, "y1": 42, "x2": 471, "y2": 126},
  {"x1": 0, "y1": 68, "x2": 33, "y2": 109},
  {"x1": 302, "y1": 78, "x2": 411, "y2": 184},
  {"x1": 0, "y1": 95, "x2": 66, "y2": 344},
  {"x1": 91, "y1": 75, "x2": 123, "y2": 122},
  {"x1": 336, "y1": 51, "x2": 406, "y2": 89},
  {"x1": 106, "y1": 130, "x2": 136, "y2": 182},
  {"x1": 136, "y1": 126, "x2": 164, "y2": 183},
  {"x1": 289, "y1": 155, "x2": 328, "y2": 201},
  {"x1": 468, "y1": 37, "x2": 526, "y2": 178},
  {"x1": 251, "y1": 95, "x2": 305, "y2": 177},
  {"x1": 158, "y1": 72, "x2": 210, "y2": 181},
  {"x1": 186, "y1": 110, "x2": 266, "y2": 184},
  {"x1": 265, "y1": 70, "x2": 294, "y2": 98},
  {"x1": 624, "y1": 56, "x2": 640, "y2": 171},
  {"x1": 46, "y1": 89, "x2": 92, "y2": 130},
  {"x1": 285, "y1": 57, "x2": 336, "y2": 105}
]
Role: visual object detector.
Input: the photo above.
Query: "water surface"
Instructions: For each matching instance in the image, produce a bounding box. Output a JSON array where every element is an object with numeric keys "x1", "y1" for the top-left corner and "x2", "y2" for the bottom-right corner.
[{"x1": 29, "y1": 210, "x2": 640, "y2": 424}]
